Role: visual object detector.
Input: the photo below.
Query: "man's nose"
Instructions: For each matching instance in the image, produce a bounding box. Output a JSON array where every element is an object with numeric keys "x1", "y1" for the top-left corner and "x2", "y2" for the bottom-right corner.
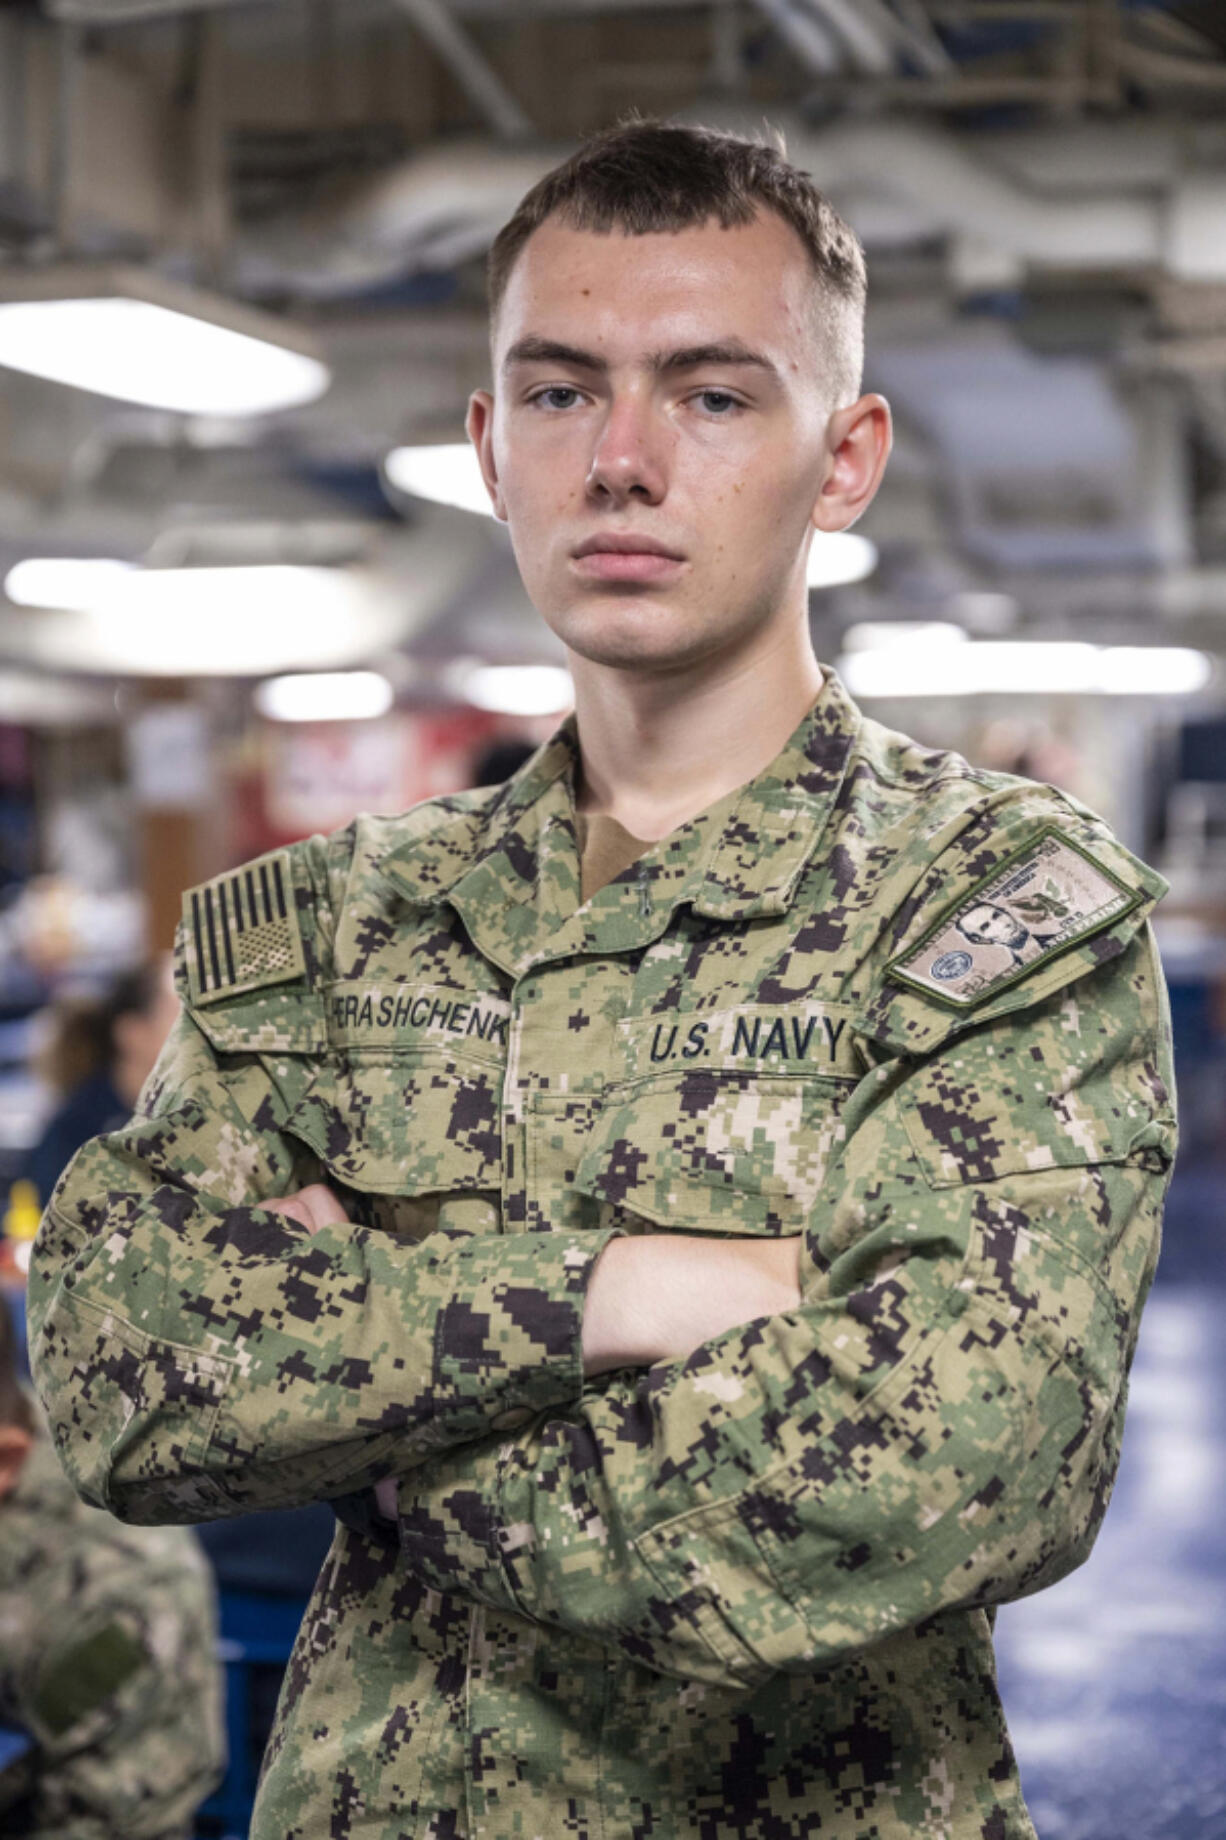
[{"x1": 585, "y1": 397, "x2": 668, "y2": 505}]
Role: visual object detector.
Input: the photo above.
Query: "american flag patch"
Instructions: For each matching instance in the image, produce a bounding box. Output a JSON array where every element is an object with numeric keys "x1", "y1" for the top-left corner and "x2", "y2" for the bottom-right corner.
[{"x1": 181, "y1": 850, "x2": 307, "y2": 1007}]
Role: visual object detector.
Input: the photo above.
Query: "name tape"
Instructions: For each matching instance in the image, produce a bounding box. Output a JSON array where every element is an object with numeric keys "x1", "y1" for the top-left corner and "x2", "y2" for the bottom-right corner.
[
  {"x1": 327, "y1": 982, "x2": 511, "y2": 1057},
  {"x1": 619, "y1": 1002, "x2": 861, "y2": 1081}
]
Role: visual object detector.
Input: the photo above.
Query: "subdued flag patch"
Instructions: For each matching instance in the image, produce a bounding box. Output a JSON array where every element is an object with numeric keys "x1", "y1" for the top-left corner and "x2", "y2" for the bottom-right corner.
[
  {"x1": 182, "y1": 850, "x2": 307, "y2": 1006},
  {"x1": 886, "y1": 826, "x2": 1142, "y2": 1008}
]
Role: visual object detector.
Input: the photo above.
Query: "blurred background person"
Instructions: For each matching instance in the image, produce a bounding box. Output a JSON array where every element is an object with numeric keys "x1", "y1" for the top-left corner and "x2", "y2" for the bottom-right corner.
[
  {"x1": 0, "y1": 1298, "x2": 224, "y2": 1840},
  {"x1": 19, "y1": 955, "x2": 179, "y2": 1213}
]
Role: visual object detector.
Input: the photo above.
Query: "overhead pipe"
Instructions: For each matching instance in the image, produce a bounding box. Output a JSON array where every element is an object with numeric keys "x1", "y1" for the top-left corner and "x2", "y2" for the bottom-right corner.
[
  {"x1": 390, "y1": 0, "x2": 534, "y2": 140},
  {"x1": 236, "y1": 105, "x2": 1226, "y2": 297}
]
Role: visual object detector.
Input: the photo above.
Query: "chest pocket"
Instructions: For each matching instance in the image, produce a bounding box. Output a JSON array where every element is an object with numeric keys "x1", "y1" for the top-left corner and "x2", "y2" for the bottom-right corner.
[
  {"x1": 282, "y1": 981, "x2": 509, "y2": 1238},
  {"x1": 572, "y1": 1002, "x2": 865, "y2": 1236}
]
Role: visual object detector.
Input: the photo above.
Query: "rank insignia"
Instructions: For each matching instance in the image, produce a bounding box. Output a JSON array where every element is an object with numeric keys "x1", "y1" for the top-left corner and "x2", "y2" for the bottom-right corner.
[
  {"x1": 181, "y1": 851, "x2": 307, "y2": 1006},
  {"x1": 886, "y1": 826, "x2": 1142, "y2": 1009}
]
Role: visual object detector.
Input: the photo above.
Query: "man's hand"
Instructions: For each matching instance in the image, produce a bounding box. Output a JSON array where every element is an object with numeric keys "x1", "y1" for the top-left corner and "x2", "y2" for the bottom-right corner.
[
  {"x1": 582, "y1": 1233, "x2": 802, "y2": 1376},
  {"x1": 263, "y1": 1184, "x2": 349, "y2": 1235}
]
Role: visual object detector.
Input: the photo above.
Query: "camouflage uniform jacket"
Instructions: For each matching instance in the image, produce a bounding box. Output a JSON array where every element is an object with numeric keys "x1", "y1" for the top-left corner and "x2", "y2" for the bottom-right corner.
[
  {"x1": 28, "y1": 669, "x2": 1177, "y2": 1840},
  {"x1": 0, "y1": 1418, "x2": 223, "y2": 1838}
]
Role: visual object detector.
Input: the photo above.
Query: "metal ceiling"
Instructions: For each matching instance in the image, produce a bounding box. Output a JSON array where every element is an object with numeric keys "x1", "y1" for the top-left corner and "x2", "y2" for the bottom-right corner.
[{"x1": 2, "y1": 0, "x2": 1226, "y2": 675}]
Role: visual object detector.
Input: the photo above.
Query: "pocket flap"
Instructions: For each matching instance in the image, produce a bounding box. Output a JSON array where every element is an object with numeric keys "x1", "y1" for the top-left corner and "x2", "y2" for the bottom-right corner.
[
  {"x1": 574, "y1": 1066, "x2": 854, "y2": 1234},
  {"x1": 285, "y1": 1056, "x2": 502, "y2": 1194}
]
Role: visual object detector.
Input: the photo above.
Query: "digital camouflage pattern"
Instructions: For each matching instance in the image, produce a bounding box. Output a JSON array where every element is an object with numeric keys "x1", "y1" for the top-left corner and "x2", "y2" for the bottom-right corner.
[
  {"x1": 27, "y1": 668, "x2": 1176, "y2": 1840},
  {"x1": 0, "y1": 1419, "x2": 223, "y2": 1838}
]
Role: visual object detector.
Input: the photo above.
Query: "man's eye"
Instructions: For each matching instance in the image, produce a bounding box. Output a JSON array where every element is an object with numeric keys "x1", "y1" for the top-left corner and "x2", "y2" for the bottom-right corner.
[
  {"x1": 529, "y1": 387, "x2": 582, "y2": 410},
  {"x1": 695, "y1": 390, "x2": 741, "y2": 415}
]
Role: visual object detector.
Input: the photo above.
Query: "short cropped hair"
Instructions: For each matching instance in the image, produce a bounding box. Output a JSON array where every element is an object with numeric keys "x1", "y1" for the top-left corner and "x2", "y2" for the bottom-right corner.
[{"x1": 487, "y1": 115, "x2": 867, "y2": 406}]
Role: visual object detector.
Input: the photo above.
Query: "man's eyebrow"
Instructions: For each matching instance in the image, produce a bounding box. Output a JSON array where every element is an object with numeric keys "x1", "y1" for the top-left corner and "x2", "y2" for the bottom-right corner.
[
  {"x1": 503, "y1": 337, "x2": 604, "y2": 373},
  {"x1": 654, "y1": 341, "x2": 779, "y2": 377},
  {"x1": 502, "y1": 335, "x2": 780, "y2": 378}
]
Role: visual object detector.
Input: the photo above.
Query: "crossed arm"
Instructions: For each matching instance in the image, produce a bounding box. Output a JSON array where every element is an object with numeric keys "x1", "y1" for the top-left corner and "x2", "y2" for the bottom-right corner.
[
  {"x1": 277, "y1": 937, "x2": 1176, "y2": 1687},
  {"x1": 26, "y1": 1003, "x2": 797, "y2": 1526},
  {"x1": 28, "y1": 931, "x2": 1171, "y2": 1696},
  {"x1": 270, "y1": 1180, "x2": 803, "y2": 1375}
]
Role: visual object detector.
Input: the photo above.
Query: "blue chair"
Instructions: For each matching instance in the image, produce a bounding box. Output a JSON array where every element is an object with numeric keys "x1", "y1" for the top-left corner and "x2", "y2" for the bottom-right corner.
[{"x1": 196, "y1": 1589, "x2": 308, "y2": 1840}]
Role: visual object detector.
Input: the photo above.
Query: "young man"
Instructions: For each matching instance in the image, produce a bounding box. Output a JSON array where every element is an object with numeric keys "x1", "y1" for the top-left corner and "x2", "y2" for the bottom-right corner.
[
  {"x1": 0, "y1": 1302, "x2": 223, "y2": 1838},
  {"x1": 29, "y1": 120, "x2": 1176, "y2": 1840}
]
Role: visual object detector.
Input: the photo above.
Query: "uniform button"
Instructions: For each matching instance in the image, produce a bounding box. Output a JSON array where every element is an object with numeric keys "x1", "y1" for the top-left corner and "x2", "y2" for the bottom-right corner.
[{"x1": 490, "y1": 1406, "x2": 534, "y2": 1432}]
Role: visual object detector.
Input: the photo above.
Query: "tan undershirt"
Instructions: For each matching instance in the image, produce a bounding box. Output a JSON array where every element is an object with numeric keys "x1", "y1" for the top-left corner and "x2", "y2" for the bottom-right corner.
[{"x1": 575, "y1": 811, "x2": 654, "y2": 904}]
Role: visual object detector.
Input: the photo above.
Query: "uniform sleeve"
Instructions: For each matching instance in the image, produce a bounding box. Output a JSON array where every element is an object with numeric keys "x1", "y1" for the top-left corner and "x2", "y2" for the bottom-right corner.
[
  {"x1": 388, "y1": 922, "x2": 1176, "y2": 1687},
  {"x1": 11, "y1": 1525, "x2": 223, "y2": 1840},
  {"x1": 27, "y1": 1002, "x2": 617, "y2": 1526}
]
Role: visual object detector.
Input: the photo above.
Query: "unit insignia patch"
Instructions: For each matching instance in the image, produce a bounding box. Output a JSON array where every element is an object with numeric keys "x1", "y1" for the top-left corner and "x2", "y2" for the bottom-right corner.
[
  {"x1": 886, "y1": 825, "x2": 1141, "y2": 1008},
  {"x1": 181, "y1": 850, "x2": 307, "y2": 1007}
]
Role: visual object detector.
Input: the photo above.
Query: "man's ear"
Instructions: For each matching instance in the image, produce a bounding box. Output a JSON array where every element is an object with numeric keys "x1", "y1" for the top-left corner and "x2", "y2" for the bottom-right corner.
[
  {"x1": 0, "y1": 1423, "x2": 33, "y2": 1501},
  {"x1": 811, "y1": 393, "x2": 892, "y2": 534},
  {"x1": 465, "y1": 390, "x2": 507, "y2": 522}
]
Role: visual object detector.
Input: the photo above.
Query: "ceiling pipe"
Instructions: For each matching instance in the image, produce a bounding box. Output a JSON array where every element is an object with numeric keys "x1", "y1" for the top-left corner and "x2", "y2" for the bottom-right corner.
[
  {"x1": 45, "y1": 0, "x2": 249, "y2": 18},
  {"x1": 389, "y1": 0, "x2": 534, "y2": 141},
  {"x1": 886, "y1": 0, "x2": 957, "y2": 77},
  {"x1": 806, "y1": 115, "x2": 1158, "y2": 267},
  {"x1": 803, "y1": 0, "x2": 898, "y2": 75},
  {"x1": 235, "y1": 106, "x2": 1226, "y2": 298}
]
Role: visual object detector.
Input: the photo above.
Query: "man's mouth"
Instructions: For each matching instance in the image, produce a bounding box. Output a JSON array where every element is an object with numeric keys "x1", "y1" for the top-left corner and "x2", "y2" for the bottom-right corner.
[{"x1": 570, "y1": 534, "x2": 687, "y2": 583}]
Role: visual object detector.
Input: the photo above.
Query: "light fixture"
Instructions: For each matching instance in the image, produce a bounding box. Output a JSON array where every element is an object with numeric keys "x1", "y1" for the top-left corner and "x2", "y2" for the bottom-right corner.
[
  {"x1": 385, "y1": 443, "x2": 493, "y2": 516},
  {"x1": 841, "y1": 620, "x2": 967, "y2": 653},
  {"x1": 256, "y1": 671, "x2": 395, "y2": 723},
  {"x1": 447, "y1": 661, "x2": 573, "y2": 717},
  {"x1": 840, "y1": 641, "x2": 1213, "y2": 698},
  {"x1": 806, "y1": 532, "x2": 877, "y2": 589},
  {"x1": 0, "y1": 265, "x2": 329, "y2": 416},
  {"x1": 4, "y1": 560, "x2": 393, "y2": 677},
  {"x1": 7, "y1": 557, "x2": 139, "y2": 611}
]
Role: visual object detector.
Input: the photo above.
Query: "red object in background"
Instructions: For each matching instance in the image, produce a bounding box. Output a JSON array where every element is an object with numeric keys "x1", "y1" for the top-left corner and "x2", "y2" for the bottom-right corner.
[
  {"x1": 232, "y1": 706, "x2": 504, "y2": 860},
  {"x1": 0, "y1": 726, "x2": 32, "y2": 788}
]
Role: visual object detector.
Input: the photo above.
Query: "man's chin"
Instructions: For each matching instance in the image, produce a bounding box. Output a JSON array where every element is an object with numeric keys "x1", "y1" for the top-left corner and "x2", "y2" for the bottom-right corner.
[{"x1": 547, "y1": 601, "x2": 716, "y2": 674}]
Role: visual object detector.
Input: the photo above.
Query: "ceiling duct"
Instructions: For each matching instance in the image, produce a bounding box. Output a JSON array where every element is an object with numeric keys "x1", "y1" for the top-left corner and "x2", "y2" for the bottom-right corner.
[
  {"x1": 44, "y1": 1, "x2": 251, "y2": 20},
  {"x1": 235, "y1": 103, "x2": 1226, "y2": 300},
  {"x1": 236, "y1": 137, "x2": 564, "y2": 298}
]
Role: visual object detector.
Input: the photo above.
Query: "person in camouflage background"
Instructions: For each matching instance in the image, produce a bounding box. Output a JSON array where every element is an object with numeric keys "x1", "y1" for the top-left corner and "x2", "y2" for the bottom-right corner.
[
  {"x1": 0, "y1": 1301, "x2": 223, "y2": 1838},
  {"x1": 28, "y1": 119, "x2": 1176, "y2": 1840}
]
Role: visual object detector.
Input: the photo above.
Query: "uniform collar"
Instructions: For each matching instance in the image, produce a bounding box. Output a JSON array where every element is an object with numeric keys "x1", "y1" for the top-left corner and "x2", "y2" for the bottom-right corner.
[
  {"x1": 695, "y1": 667, "x2": 860, "y2": 920},
  {"x1": 380, "y1": 667, "x2": 860, "y2": 976}
]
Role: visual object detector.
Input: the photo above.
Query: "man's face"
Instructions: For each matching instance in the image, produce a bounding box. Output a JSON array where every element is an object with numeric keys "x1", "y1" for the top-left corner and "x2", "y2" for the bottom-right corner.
[
  {"x1": 469, "y1": 210, "x2": 844, "y2": 674},
  {"x1": 958, "y1": 902, "x2": 1029, "y2": 950}
]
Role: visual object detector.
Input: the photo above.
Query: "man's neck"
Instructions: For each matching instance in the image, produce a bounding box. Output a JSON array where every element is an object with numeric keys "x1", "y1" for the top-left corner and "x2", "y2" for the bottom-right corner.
[{"x1": 570, "y1": 626, "x2": 825, "y2": 842}]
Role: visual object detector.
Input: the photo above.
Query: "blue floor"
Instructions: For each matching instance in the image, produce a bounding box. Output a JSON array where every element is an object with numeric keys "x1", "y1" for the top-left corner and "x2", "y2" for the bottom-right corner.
[{"x1": 994, "y1": 1164, "x2": 1226, "y2": 1839}]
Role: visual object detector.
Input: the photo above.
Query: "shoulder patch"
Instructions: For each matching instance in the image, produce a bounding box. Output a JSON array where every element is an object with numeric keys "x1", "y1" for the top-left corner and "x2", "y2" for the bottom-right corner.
[
  {"x1": 182, "y1": 850, "x2": 307, "y2": 1007},
  {"x1": 32, "y1": 1621, "x2": 146, "y2": 1738},
  {"x1": 886, "y1": 825, "x2": 1142, "y2": 1009}
]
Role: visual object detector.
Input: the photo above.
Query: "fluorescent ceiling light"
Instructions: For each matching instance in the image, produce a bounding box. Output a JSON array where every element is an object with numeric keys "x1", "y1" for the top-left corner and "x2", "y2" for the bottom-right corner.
[
  {"x1": 807, "y1": 533, "x2": 877, "y2": 589},
  {"x1": 842, "y1": 620, "x2": 966, "y2": 652},
  {"x1": 449, "y1": 662, "x2": 573, "y2": 717},
  {"x1": 0, "y1": 265, "x2": 328, "y2": 417},
  {"x1": 840, "y1": 641, "x2": 1213, "y2": 698},
  {"x1": 256, "y1": 671, "x2": 395, "y2": 723},
  {"x1": 4, "y1": 560, "x2": 388, "y2": 677},
  {"x1": 385, "y1": 443, "x2": 492, "y2": 516},
  {"x1": 7, "y1": 557, "x2": 139, "y2": 612}
]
